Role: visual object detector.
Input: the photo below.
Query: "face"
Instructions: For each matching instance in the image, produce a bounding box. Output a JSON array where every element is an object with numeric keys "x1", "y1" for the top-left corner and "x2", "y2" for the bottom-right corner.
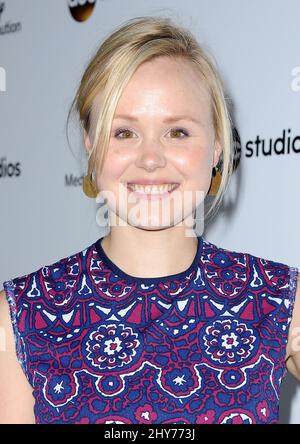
[{"x1": 84, "y1": 56, "x2": 222, "y2": 231}]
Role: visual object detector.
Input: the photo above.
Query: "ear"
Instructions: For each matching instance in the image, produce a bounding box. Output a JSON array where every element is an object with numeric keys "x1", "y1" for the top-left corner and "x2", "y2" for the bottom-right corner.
[
  {"x1": 213, "y1": 140, "x2": 223, "y2": 167},
  {"x1": 83, "y1": 128, "x2": 92, "y2": 154}
]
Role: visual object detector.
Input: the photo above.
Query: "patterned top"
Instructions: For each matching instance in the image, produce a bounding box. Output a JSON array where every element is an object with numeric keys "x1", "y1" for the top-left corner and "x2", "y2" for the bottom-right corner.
[{"x1": 3, "y1": 235, "x2": 299, "y2": 424}]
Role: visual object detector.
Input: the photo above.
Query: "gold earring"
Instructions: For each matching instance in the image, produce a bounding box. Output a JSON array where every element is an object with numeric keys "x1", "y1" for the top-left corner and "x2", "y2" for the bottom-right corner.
[
  {"x1": 82, "y1": 174, "x2": 98, "y2": 198},
  {"x1": 207, "y1": 166, "x2": 222, "y2": 196}
]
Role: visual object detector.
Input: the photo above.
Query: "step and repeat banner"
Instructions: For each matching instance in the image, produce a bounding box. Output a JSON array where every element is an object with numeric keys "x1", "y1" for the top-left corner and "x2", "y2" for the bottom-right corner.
[{"x1": 0, "y1": 0, "x2": 299, "y2": 423}]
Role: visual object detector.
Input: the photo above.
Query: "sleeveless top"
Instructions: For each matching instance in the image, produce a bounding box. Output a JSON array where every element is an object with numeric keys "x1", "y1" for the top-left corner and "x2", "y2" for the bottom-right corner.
[{"x1": 2, "y1": 235, "x2": 299, "y2": 424}]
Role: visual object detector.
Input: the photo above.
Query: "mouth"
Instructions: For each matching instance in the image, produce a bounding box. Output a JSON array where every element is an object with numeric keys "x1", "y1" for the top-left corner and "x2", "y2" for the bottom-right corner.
[{"x1": 124, "y1": 182, "x2": 180, "y2": 200}]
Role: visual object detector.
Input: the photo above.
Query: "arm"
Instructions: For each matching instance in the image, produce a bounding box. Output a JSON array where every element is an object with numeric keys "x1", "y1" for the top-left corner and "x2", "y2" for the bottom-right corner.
[
  {"x1": 0, "y1": 289, "x2": 35, "y2": 423},
  {"x1": 285, "y1": 273, "x2": 300, "y2": 381}
]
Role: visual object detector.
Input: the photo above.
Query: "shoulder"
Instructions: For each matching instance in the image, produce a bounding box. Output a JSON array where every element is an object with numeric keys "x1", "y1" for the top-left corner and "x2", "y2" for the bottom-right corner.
[
  {"x1": 201, "y1": 237, "x2": 298, "y2": 316},
  {"x1": 2, "y1": 241, "x2": 95, "y2": 305},
  {"x1": 286, "y1": 273, "x2": 300, "y2": 380},
  {"x1": 0, "y1": 288, "x2": 12, "y2": 334},
  {"x1": 287, "y1": 273, "x2": 300, "y2": 351},
  {"x1": 0, "y1": 289, "x2": 36, "y2": 424},
  {"x1": 201, "y1": 237, "x2": 296, "y2": 286}
]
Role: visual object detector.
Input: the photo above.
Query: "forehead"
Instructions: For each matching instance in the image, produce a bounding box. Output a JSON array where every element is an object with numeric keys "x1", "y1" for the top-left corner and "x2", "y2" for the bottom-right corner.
[
  {"x1": 116, "y1": 57, "x2": 212, "y2": 119},
  {"x1": 90, "y1": 56, "x2": 212, "y2": 132},
  {"x1": 121, "y1": 56, "x2": 210, "y2": 99}
]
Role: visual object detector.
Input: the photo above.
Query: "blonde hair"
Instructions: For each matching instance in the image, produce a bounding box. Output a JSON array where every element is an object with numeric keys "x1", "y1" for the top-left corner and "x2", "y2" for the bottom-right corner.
[{"x1": 67, "y1": 15, "x2": 234, "y2": 221}]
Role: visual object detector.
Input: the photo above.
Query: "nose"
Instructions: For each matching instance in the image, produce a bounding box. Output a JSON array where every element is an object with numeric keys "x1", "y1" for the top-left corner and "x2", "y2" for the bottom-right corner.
[{"x1": 134, "y1": 136, "x2": 167, "y2": 171}]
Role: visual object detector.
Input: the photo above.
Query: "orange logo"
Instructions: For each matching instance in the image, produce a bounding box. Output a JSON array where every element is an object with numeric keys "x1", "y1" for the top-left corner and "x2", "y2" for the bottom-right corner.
[{"x1": 68, "y1": 0, "x2": 96, "y2": 22}]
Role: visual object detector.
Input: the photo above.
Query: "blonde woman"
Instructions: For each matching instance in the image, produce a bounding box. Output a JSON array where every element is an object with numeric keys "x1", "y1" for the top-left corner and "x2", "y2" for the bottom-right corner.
[{"x1": 1, "y1": 16, "x2": 299, "y2": 424}]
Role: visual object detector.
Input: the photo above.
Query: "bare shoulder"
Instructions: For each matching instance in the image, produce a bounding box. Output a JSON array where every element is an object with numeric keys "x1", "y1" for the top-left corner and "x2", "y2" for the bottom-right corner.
[
  {"x1": 0, "y1": 289, "x2": 35, "y2": 423},
  {"x1": 286, "y1": 273, "x2": 300, "y2": 381}
]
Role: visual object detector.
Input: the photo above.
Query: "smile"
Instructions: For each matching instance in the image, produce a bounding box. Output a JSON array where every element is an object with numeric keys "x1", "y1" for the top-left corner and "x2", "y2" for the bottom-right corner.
[{"x1": 125, "y1": 183, "x2": 180, "y2": 200}]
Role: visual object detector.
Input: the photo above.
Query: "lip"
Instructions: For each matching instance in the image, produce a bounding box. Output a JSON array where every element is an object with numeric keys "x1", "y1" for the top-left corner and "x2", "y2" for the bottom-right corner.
[
  {"x1": 125, "y1": 183, "x2": 180, "y2": 200},
  {"x1": 125, "y1": 180, "x2": 180, "y2": 186}
]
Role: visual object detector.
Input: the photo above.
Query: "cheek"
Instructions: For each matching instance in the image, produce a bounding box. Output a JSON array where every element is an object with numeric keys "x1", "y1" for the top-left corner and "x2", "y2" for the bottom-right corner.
[
  {"x1": 97, "y1": 150, "x2": 129, "y2": 190},
  {"x1": 174, "y1": 148, "x2": 212, "y2": 183}
]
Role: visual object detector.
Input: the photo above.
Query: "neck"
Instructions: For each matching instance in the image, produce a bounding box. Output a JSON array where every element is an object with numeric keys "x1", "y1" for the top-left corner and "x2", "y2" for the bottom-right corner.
[{"x1": 100, "y1": 225, "x2": 199, "y2": 279}]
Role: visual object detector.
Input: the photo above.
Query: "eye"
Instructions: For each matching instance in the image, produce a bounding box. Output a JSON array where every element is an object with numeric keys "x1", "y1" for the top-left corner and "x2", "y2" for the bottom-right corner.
[
  {"x1": 113, "y1": 128, "x2": 135, "y2": 139},
  {"x1": 169, "y1": 128, "x2": 189, "y2": 138}
]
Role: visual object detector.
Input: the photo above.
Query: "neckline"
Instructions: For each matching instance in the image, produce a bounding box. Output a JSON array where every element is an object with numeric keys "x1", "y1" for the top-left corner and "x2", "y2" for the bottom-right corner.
[{"x1": 94, "y1": 235, "x2": 204, "y2": 284}]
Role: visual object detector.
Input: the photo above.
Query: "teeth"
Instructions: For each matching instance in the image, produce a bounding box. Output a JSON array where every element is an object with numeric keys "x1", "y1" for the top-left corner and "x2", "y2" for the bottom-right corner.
[{"x1": 127, "y1": 183, "x2": 178, "y2": 194}]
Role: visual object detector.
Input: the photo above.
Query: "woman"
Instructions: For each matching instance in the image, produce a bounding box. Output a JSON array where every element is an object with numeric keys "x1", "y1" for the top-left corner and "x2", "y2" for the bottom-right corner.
[{"x1": 0, "y1": 16, "x2": 299, "y2": 424}]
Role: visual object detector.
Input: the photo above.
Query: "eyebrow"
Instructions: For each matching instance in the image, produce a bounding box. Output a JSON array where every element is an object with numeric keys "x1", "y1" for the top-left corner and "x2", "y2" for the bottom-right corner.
[{"x1": 113, "y1": 114, "x2": 203, "y2": 125}]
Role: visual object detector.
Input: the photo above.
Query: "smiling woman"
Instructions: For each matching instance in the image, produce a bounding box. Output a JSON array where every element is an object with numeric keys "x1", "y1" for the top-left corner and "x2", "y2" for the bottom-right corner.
[
  {"x1": 84, "y1": 53, "x2": 224, "y2": 231},
  {"x1": 1, "y1": 15, "x2": 299, "y2": 425}
]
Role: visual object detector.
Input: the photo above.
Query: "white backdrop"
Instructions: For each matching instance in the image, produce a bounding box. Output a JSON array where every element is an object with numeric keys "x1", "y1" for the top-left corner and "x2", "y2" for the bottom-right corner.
[{"x1": 0, "y1": 0, "x2": 299, "y2": 423}]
